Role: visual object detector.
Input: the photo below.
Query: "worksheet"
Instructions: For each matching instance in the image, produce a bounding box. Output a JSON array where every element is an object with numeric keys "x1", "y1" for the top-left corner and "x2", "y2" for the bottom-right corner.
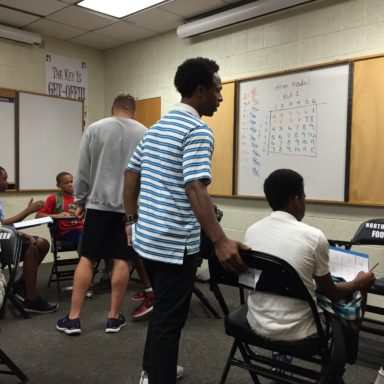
[{"x1": 329, "y1": 246, "x2": 369, "y2": 281}]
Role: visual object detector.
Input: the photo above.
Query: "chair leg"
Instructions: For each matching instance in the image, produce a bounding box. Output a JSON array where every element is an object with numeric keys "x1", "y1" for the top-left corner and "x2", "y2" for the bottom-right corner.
[
  {"x1": 211, "y1": 283, "x2": 230, "y2": 316},
  {"x1": 237, "y1": 342, "x2": 261, "y2": 384},
  {"x1": 0, "y1": 348, "x2": 29, "y2": 383},
  {"x1": 193, "y1": 285, "x2": 221, "y2": 319},
  {"x1": 220, "y1": 340, "x2": 238, "y2": 384}
]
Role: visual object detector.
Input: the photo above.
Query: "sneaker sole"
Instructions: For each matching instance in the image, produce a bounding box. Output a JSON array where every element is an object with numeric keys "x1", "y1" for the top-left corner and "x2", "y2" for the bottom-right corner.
[
  {"x1": 132, "y1": 305, "x2": 153, "y2": 319},
  {"x1": 105, "y1": 322, "x2": 127, "y2": 333},
  {"x1": 56, "y1": 326, "x2": 81, "y2": 335},
  {"x1": 24, "y1": 305, "x2": 59, "y2": 314},
  {"x1": 131, "y1": 297, "x2": 145, "y2": 302}
]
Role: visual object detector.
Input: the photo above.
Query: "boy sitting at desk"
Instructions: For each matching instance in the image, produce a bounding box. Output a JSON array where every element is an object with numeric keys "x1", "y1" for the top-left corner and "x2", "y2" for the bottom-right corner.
[
  {"x1": 245, "y1": 169, "x2": 375, "y2": 383},
  {"x1": 36, "y1": 171, "x2": 83, "y2": 245},
  {"x1": 0, "y1": 166, "x2": 58, "y2": 314}
]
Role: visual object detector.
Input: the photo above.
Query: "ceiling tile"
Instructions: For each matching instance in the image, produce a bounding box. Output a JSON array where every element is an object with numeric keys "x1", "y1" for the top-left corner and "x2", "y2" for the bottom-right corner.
[
  {"x1": 0, "y1": 0, "x2": 67, "y2": 16},
  {"x1": 160, "y1": 0, "x2": 227, "y2": 18},
  {"x1": 125, "y1": 8, "x2": 183, "y2": 33},
  {"x1": 96, "y1": 21, "x2": 157, "y2": 42},
  {"x1": 69, "y1": 32, "x2": 126, "y2": 50},
  {"x1": 0, "y1": 6, "x2": 40, "y2": 27},
  {"x1": 24, "y1": 19, "x2": 86, "y2": 40},
  {"x1": 47, "y1": 5, "x2": 116, "y2": 30}
]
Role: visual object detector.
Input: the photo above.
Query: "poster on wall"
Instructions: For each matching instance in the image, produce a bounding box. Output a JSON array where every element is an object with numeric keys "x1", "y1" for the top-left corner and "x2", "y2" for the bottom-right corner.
[{"x1": 45, "y1": 53, "x2": 88, "y2": 125}]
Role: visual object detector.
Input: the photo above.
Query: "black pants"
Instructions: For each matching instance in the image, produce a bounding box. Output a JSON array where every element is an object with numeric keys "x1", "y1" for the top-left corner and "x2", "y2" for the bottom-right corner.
[{"x1": 143, "y1": 252, "x2": 200, "y2": 384}]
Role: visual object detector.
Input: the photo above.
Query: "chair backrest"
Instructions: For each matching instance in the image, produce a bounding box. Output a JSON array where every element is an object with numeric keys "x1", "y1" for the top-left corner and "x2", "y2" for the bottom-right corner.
[
  {"x1": 0, "y1": 225, "x2": 22, "y2": 266},
  {"x1": 240, "y1": 250, "x2": 326, "y2": 340},
  {"x1": 351, "y1": 218, "x2": 384, "y2": 245}
]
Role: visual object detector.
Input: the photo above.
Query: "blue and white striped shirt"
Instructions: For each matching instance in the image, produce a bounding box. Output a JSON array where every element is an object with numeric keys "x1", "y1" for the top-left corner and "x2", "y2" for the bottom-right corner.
[{"x1": 127, "y1": 103, "x2": 214, "y2": 264}]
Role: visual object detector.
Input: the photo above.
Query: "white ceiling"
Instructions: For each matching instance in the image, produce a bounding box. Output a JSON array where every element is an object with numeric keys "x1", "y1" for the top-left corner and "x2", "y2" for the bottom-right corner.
[{"x1": 0, "y1": 0, "x2": 246, "y2": 50}]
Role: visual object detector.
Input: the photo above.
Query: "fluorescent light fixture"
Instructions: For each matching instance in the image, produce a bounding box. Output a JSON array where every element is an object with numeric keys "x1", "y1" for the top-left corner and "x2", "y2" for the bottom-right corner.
[
  {"x1": 0, "y1": 24, "x2": 42, "y2": 45},
  {"x1": 77, "y1": 0, "x2": 167, "y2": 18},
  {"x1": 177, "y1": 0, "x2": 316, "y2": 38}
]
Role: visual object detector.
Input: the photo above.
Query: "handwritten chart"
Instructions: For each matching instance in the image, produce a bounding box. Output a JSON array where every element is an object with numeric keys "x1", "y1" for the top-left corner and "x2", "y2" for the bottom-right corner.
[{"x1": 236, "y1": 64, "x2": 350, "y2": 201}]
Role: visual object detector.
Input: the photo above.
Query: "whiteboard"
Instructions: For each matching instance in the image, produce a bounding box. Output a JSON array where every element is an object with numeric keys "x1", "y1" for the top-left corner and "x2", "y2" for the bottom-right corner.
[
  {"x1": 18, "y1": 92, "x2": 83, "y2": 190},
  {"x1": 236, "y1": 64, "x2": 351, "y2": 201},
  {"x1": 0, "y1": 98, "x2": 15, "y2": 183}
]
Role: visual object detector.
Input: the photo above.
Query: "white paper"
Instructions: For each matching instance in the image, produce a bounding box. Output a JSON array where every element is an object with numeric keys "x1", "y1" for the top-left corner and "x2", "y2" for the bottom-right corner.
[
  {"x1": 13, "y1": 216, "x2": 53, "y2": 229},
  {"x1": 239, "y1": 268, "x2": 262, "y2": 289},
  {"x1": 329, "y1": 246, "x2": 369, "y2": 281}
]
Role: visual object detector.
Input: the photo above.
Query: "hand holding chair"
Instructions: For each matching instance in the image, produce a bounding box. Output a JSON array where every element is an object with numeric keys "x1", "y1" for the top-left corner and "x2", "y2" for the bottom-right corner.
[{"x1": 220, "y1": 250, "x2": 346, "y2": 384}]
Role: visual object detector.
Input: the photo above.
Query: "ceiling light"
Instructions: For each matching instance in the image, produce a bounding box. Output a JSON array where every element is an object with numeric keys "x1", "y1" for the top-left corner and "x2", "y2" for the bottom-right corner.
[
  {"x1": 0, "y1": 24, "x2": 42, "y2": 45},
  {"x1": 177, "y1": 0, "x2": 316, "y2": 38},
  {"x1": 77, "y1": 0, "x2": 168, "y2": 18}
]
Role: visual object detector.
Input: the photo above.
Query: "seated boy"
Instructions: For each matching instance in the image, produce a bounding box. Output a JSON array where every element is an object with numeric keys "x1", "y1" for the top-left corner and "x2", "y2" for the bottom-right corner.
[
  {"x1": 245, "y1": 169, "x2": 375, "y2": 383},
  {"x1": 36, "y1": 171, "x2": 83, "y2": 245},
  {"x1": 0, "y1": 166, "x2": 58, "y2": 314}
]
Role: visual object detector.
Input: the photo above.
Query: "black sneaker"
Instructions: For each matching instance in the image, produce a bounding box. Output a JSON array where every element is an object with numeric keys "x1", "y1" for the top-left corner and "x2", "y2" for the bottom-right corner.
[
  {"x1": 57, "y1": 315, "x2": 81, "y2": 335},
  {"x1": 23, "y1": 296, "x2": 59, "y2": 314},
  {"x1": 105, "y1": 314, "x2": 126, "y2": 333}
]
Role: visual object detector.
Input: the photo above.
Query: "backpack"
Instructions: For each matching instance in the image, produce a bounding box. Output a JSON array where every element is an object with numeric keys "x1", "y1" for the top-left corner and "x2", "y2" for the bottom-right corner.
[{"x1": 53, "y1": 192, "x2": 64, "y2": 214}]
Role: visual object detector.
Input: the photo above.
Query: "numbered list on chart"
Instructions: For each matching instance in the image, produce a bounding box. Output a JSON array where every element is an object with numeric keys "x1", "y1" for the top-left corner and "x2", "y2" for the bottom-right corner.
[{"x1": 238, "y1": 77, "x2": 319, "y2": 178}]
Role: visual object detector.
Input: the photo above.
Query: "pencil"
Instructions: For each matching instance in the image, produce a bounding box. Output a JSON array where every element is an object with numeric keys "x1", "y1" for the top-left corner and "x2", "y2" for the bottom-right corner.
[{"x1": 370, "y1": 262, "x2": 379, "y2": 272}]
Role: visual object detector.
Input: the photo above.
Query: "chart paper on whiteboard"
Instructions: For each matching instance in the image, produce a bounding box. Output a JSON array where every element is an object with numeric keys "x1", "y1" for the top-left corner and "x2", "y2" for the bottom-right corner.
[{"x1": 236, "y1": 64, "x2": 350, "y2": 201}]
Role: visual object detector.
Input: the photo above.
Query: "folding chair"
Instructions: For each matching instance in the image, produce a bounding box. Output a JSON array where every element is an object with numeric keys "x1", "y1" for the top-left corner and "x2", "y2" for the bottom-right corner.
[
  {"x1": 220, "y1": 250, "x2": 343, "y2": 384},
  {"x1": 330, "y1": 218, "x2": 384, "y2": 336},
  {"x1": 0, "y1": 348, "x2": 29, "y2": 383},
  {"x1": 47, "y1": 218, "x2": 80, "y2": 300},
  {"x1": 0, "y1": 225, "x2": 29, "y2": 319}
]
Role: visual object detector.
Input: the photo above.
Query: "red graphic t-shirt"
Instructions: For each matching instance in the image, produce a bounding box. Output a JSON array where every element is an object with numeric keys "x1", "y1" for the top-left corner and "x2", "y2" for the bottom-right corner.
[{"x1": 39, "y1": 193, "x2": 83, "y2": 238}]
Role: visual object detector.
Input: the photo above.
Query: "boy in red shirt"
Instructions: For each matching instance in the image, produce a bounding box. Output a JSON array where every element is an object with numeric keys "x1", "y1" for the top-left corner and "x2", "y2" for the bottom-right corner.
[{"x1": 36, "y1": 172, "x2": 83, "y2": 244}]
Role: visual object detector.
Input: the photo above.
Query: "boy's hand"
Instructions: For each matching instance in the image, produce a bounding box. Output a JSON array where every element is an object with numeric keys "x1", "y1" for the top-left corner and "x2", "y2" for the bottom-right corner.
[
  {"x1": 354, "y1": 271, "x2": 375, "y2": 291},
  {"x1": 76, "y1": 206, "x2": 85, "y2": 219},
  {"x1": 27, "y1": 198, "x2": 45, "y2": 213}
]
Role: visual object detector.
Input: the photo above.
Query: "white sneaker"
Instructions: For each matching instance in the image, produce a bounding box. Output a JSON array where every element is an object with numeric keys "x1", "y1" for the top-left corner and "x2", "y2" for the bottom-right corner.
[{"x1": 138, "y1": 365, "x2": 184, "y2": 383}]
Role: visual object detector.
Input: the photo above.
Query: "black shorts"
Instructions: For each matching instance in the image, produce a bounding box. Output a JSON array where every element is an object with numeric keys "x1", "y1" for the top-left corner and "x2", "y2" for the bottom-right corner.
[{"x1": 78, "y1": 209, "x2": 137, "y2": 261}]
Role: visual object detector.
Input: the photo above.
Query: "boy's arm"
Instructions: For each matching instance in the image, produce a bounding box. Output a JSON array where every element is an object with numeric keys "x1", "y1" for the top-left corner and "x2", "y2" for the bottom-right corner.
[
  {"x1": 35, "y1": 195, "x2": 69, "y2": 219},
  {"x1": 2, "y1": 198, "x2": 44, "y2": 225}
]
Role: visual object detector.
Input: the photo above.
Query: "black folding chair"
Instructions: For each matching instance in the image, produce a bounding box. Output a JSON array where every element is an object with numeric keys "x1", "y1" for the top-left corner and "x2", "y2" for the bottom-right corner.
[
  {"x1": 329, "y1": 218, "x2": 384, "y2": 336},
  {"x1": 0, "y1": 225, "x2": 29, "y2": 319},
  {"x1": 0, "y1": 348, "x2": 28, "y2": 383},
  {"x1": 220, "y1": 250, "x2": 344, "y2": 384},
  {"x1": 47, "y1": 218, "x2": 80, "y2": 300}
]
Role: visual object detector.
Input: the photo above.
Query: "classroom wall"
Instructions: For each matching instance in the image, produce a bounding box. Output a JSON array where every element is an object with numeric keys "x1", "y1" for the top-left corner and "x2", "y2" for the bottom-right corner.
[
  {"x1": 0, "y1": 35, "x2": 105, "y2": 246},
  {"x1": 104, "y1": 0, "x2": 384, "y2": 288}
]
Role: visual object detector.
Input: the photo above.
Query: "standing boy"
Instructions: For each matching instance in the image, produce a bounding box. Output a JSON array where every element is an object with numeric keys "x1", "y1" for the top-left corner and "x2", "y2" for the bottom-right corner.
[
  {"x1": 124, "y1": 57, "x2": 248, "y2": 384},
  {"x1": 56, "y1": 93, "x2": 149, "y2": 335}
]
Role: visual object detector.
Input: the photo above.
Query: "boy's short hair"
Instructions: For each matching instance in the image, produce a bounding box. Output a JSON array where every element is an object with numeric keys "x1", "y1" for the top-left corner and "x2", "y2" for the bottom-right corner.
[
  {"x1": 264, "y1": 169, "x2": 304, "y2": 211},
  {"x1": 112, "y1": 93, "x2": 136, "y2": 114},
  {"x1": 174, "y1": 57, "x2": 220, "y2": 98},
  {"x1": 0, "y1": 166, "x2": 5, "y2": 173},
  {"x1": 56, "y1": 172, "x2": 71, "y2": 185}
]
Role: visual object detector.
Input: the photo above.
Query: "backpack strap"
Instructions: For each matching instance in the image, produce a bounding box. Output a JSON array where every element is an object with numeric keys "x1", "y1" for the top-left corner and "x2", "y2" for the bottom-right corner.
[{"x1": 54, "y1": 191, "x2": 64, "y2": 214}]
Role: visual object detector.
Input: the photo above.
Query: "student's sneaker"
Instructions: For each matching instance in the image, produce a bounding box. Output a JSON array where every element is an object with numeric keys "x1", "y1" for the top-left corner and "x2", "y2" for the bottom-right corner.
[
  {"x1": 13, "y1": 279, "x2": 26, "y2": 302},
  {"x1": 23, "y1": 296, "x2": 59, "y2": 314},
  {"x1": 138, "y1": 365, "x2": 184, "y2": 384},
  {"x1": 131, "y1": 290, "x2": 146, "y2": 302},
  {"x1": 56, "y1": 315, "x2": 81, "y2": 335},
  {"x1": 105, "y1": 314, "x2": 126, "y2": 333},
  {"x1": 132, "y1": 292, "x2": 154, "y2": 319},
  {"x1": 85, "y1": 289, "x2": 93, "y2": 298}
]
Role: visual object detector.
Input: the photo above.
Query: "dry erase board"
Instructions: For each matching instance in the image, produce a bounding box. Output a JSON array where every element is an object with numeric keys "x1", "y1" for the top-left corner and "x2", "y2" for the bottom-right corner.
[
  {"x1": 236, "y1": 63, "x2": 351, "y2": 201},
  {"x1": 18, "y1": 92, "x2": 83, "y2": 190},
  {"x1": 0, "y1": 96, "x2": 15, "y2": 183}
]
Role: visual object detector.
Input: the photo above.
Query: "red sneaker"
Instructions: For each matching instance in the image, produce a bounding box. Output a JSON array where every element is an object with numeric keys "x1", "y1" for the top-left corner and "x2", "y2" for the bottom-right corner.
[
  {"x1": 132, "y1": 292, "x2": 154, "y2": 319},
  {"x1": 131, "y1": 290, "x2": 145, "y2": 302}
]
